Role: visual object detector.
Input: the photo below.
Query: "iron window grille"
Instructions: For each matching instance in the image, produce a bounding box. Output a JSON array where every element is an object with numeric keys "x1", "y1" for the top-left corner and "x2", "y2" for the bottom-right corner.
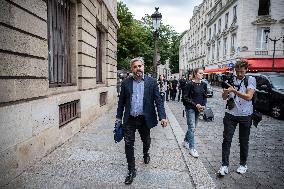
[
  {"x1": 59, "y1": 100, "x2": 79, "y2": 127},
  {"x1": 47, "y1": 0, "x2": 72, "y2": 86}
]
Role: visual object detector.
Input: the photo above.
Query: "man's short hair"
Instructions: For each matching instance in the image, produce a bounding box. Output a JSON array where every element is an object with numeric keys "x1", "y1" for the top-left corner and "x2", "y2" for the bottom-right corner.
[
  {"x1": 235, "y1": 59, "x2": 249, "y2": 69},
  {"x1": 130, "y1": 57, "x2": 144, "y2": 66}
]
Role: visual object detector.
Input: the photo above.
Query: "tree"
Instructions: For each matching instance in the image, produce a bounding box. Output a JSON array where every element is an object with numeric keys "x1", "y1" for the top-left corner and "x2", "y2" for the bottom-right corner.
[
  {"x1": 117, "y1": 2, "x2": 181, "y2": 74},
  {"x1": 117, "y1": 2, "x2": 152, "y2": 71}
]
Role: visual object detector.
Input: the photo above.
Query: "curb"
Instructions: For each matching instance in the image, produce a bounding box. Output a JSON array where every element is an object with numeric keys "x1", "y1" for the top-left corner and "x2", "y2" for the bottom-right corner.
[{"x1": 164, "y1": 103, "x2": 216, "y2": 189}]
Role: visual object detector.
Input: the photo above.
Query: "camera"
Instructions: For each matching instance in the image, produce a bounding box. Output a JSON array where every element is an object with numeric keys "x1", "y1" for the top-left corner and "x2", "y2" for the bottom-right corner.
[
  {"x1": 221, "y1": 73, "x2": 234, "y2": 89},
  {"x1": 226, "y1": 98, "x2": 235, "y2": 110}
]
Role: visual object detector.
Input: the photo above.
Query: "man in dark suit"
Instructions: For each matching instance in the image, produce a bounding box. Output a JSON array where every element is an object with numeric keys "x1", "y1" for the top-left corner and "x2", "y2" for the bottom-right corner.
[{"x1": 116, "y1": 57, "x2": 168, "y2": 185}]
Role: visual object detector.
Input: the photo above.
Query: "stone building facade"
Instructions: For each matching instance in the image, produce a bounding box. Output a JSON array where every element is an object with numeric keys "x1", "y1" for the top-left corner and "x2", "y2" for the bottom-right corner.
[
  {"x1": 180, "y1": 0, "x2": 284, "y2": 73},
  {"x1": 0, "y1": 0, "x2": 119, "y2": 185},
  {"x1": 179, "y1": 0, "x2": 211, "y2": 74},
  {"x1": 157, "y1": 59, "x2": 171, "y2": 79}
]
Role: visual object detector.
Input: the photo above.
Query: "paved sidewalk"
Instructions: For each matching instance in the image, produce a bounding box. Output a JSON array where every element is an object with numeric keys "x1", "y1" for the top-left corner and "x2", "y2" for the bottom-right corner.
[{"x1": 2, "y1": 104, "x2": 215, "y2": 189}]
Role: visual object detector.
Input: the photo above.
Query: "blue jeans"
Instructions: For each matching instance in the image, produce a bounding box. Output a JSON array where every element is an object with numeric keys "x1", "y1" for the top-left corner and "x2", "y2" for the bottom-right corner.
[{"x1": 184, "y1": 108, "x2": 199, "y2": 149}]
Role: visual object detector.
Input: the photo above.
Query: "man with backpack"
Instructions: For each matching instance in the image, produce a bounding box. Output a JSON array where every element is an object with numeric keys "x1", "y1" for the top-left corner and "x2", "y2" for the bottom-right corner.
[{"x1": 218, "y1": 59, "x2": 256, "y2": 176}]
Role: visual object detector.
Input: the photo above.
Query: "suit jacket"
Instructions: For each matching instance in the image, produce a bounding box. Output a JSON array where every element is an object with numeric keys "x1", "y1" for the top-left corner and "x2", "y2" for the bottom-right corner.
[{"x1": 116, "y1": 75, "x2": 166, "y2": 129}]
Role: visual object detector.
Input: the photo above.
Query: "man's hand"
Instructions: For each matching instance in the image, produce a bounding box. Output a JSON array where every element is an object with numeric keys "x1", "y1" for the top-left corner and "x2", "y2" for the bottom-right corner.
[
  {"x1": 227, "y1": 86, "x2": 236, "y2": 93},
  {"x1": 222, "y1": 86, "x2": 236, "y2": 100},
  {"x1": 161, "y1": 119, "x2": 168, "y2": 127},
  {"x1": 196, "y1": 104, "x2": 204, "y2": 112}
]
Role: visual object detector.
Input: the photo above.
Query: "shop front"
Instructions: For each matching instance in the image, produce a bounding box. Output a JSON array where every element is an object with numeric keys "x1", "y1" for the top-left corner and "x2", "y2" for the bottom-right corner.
[{"x1": 247, "y1": 58, "x2": 284, "y2": 72}]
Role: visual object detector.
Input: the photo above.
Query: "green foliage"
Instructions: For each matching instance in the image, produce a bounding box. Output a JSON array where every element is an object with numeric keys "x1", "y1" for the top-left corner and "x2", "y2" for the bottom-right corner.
[{"x1": 117, "y1": 2, "x2": 182, "y2": 74}]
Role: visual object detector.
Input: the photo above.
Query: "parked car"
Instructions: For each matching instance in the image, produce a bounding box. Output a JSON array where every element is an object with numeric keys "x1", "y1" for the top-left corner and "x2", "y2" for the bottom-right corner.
[
  {"x1": 202, "y1": 79, "x2": 213, "y2": 97},
  {"x1": 246, "y1": 72, "x2": 284, "y2": 119}
]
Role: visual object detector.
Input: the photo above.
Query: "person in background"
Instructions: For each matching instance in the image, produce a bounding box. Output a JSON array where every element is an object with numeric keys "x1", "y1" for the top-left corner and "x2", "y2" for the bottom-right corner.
[
  {"x1": 165, "y1": 76, "x2": 170, "y2": 101},
  {"x1": 171, "y1": 76, "x2": 178, "y2": 101},
  {"x1": 116, "y1": 57, "x2": 168, "y2": 185},
  {"x1": 158, "y1": 74, "x2": 167, "y2": 102},
  {"x1": 178, "y1": 75, "x2": 187, "y2": 102},
  {"x1": 182, "y1": 68, "x2": 207, "y2": 158},
  {"x1": 188, "y1": 74, "x2": 193, "y2": 82}
]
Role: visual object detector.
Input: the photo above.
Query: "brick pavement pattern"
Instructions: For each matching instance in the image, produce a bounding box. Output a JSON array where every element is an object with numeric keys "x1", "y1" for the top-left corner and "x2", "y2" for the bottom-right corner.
[{"x1": 168, "y1": 87, "x2": 284, "y2": 189}]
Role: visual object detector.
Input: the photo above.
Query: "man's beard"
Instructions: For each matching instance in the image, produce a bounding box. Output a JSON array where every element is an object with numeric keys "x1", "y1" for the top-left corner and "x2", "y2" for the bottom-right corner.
[{"x1": 135, "y1": 70, "x2": 143, "y2": 77}]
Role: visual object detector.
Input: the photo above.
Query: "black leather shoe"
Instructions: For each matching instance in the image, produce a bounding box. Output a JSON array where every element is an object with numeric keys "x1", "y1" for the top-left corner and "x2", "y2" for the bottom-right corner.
[
  {"x1": 143, "y1": 153, "x2": 150, "y2": 164},
  {"x1": 124, "y1": 169, "x2": 136, "y2": 185}
]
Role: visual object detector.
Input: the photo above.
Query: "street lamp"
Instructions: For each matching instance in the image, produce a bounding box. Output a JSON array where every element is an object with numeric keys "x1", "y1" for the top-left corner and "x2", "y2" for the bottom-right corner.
[
  {"x1": 151, "y1": 7, "x2": 162, "y2": 78},
  {"x1": 264, "y1": 28, "x2": 284, "y2": 72}
]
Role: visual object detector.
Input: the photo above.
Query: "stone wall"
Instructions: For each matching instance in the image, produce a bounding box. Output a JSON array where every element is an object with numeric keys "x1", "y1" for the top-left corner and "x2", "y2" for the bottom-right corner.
[{"x1": 0, "y1": 0, "x2": 119, "y2": 185}]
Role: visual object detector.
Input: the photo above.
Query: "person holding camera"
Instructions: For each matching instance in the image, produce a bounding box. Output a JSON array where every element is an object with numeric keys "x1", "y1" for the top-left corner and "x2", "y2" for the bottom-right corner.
[
  {"x1": 218, "y1": 60, "x2": 256, "y2": 176},
  {"x1": 182, "y1": 68, "x2": 207, "y2": 158}
]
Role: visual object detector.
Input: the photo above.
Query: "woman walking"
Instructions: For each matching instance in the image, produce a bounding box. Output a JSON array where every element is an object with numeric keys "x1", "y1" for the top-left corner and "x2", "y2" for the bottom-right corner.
[{"x1": 182, "y1": 68, "x2": 207, "y2": 157}]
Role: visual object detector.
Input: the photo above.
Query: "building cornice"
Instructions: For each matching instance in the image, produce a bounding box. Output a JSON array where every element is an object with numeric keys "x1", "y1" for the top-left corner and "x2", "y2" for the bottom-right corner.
[
  {"x1": 222, "y1": 28, "x2": 230, "y2": 37},
  {"x1": 251, "y1": 15, "x2": 277, "y2": 25},
  {"x1": 229, "y1": 20, "x2": 238, "y2": 33},
  {"x1": 189, "y1": 55, "x2": 206, "y2": 63}
]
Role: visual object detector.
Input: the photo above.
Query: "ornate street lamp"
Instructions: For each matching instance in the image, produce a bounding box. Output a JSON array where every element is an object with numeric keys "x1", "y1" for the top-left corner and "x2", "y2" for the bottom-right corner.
[
  {"x1": 151, "y1": 7, "x2": 162, "y2": 78},
  {"x1": 264, "y1": 28, "x2": 284, "y2": 72}
]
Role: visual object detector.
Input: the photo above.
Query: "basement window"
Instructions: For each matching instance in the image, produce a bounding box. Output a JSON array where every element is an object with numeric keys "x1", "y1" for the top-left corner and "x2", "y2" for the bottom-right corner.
[
  {"x1": 100, "y1": 92, "x2": 107, "y2": 106},
  {"x1": 59, "y1": 100, "x2": 79, "y2": 127}
]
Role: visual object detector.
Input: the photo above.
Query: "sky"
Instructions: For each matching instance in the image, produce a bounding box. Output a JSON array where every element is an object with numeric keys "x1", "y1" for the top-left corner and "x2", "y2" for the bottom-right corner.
[{"x1": 118, "y1": 0, "x2": 204, "y2": 34}]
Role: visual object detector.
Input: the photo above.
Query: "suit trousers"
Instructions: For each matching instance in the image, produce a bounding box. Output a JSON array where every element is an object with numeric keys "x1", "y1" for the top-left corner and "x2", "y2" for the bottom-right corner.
[
  {"x1": 123, "y1": 115, "x2": 151, "y2": 171},
  {"x1": 222, "y1": 112, "x2": 252, "y2": 166}
]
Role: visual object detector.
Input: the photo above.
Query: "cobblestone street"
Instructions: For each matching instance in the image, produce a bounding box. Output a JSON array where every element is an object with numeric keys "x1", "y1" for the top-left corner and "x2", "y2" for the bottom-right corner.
[{"x1": 167, "y1": 87, "x2": 284, "y2": 189}]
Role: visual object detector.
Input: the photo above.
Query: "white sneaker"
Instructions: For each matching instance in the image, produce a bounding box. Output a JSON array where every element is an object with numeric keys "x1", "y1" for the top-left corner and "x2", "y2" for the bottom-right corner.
[
  {"x1": 218, "y1": 166, "x2": 229, "y2": 176},
  {"x1": 236, "y1": 165, "x2": 247, "y2": 174},
  {"x1": 189, "y1": 148, "x2": 199, "y2": 158},
  {"x1": 182, "y1": 141, "x2": 190, "y2": 150}
]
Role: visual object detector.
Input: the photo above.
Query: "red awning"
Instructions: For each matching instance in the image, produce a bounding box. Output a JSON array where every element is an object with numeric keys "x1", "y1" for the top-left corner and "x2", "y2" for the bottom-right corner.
[
  {"x1": 247, "y1": 58, "x2": 284, "y2": 72},
  {"x1": 204, "y1": 67, "x2": 230, "y2": 74}
]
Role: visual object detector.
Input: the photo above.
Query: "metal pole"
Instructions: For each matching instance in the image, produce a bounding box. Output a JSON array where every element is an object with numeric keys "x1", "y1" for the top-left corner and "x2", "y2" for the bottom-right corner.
[
  {"x1": 153, "y1": 31, "x2": 158, "y2": 78},
  {"x1": 272, "y1": 39, "x2": 276, "y2": 72}
]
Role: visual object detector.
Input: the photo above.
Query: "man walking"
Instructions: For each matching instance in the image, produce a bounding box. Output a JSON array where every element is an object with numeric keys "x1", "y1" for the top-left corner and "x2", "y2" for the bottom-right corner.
[
  {"x1": 218, "y1": 59, "x2": 256, "y2": 176},
  {"x1": 116, "y1": 57, "x2": 168, "y2": 185},
  {"x1": 178, "y1": 75, "x2": 187, "y2": 102},
  {"x1": 171, "y1": 76, "x2": 178, "y2": 101}
]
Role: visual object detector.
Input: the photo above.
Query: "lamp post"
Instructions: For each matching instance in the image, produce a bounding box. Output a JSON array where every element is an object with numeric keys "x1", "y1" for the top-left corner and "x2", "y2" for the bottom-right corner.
[
  {"x1": 151, "y1": 7, "x2": 162, "y2": 78},
  {"x1": 264, "y1": 28, "x2": 284, "y2": 72}
]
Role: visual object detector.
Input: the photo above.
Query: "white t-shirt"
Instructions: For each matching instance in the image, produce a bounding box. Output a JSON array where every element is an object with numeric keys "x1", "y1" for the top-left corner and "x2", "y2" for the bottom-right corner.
[{"x1": 226, "y1": 76, "x2": 256, "y2": 116}]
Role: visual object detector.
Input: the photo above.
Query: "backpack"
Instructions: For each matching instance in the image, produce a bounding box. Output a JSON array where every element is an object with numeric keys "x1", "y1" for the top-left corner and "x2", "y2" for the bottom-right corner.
[
  {"x1": 244, "y1": 76, "x2": 256, "y2": 105},
  {"x1": 243, "y1": 76, "x2": 262, "y2": 127}
]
